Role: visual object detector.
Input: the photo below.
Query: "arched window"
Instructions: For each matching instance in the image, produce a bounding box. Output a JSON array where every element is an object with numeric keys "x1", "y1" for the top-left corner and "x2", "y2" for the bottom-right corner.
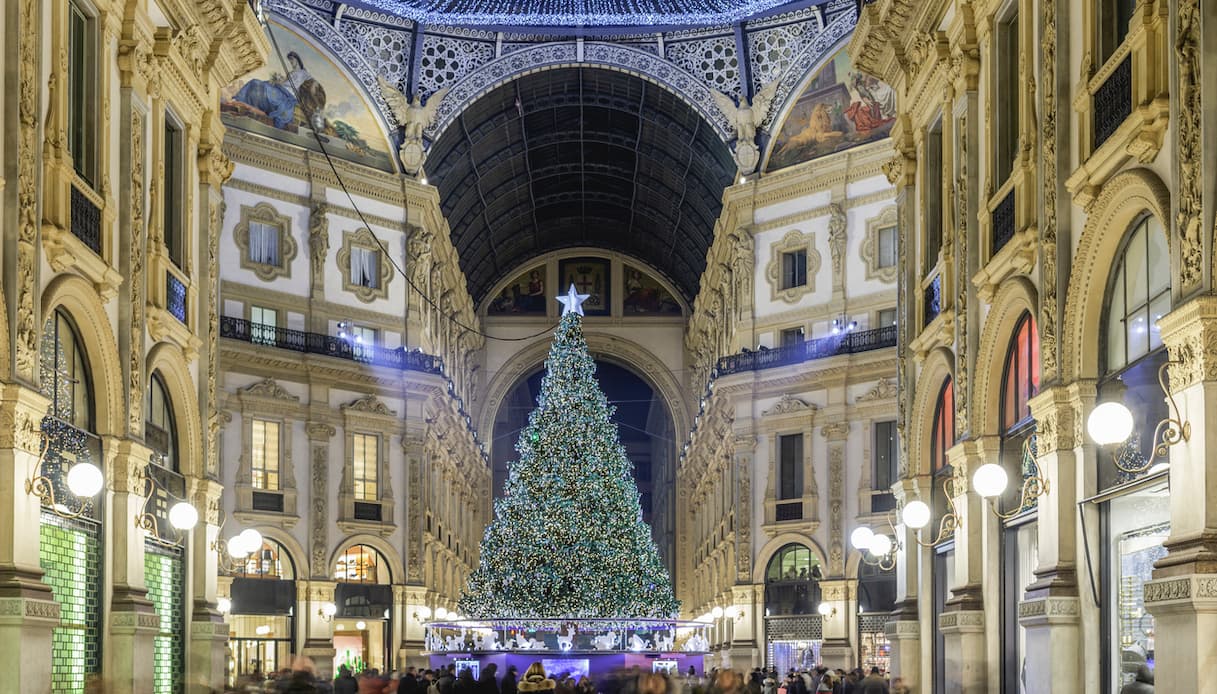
[
  {"x1": 334, "y1": 544, "x2": 390, "y2": 584},
  {"x1": 931, "y1": 378, "x2": 955, "y2": 472},
  {"x1": 1099, "y1": 215, "x2": 1171, "y2": 487},
  {"x1": 237, "y1": 539, "x2": 296, "y2": 580},
  {"x1": 39, "y1": 310, "x2": 93, "y2": 431},
  {"x1": 146, "y1": 372, "x2": 178, "y2": 471},
  {"x1": 1105, "y1": 215, "x2": 1170, "y2": 372},
  {"x1": 763, "y1": 543, "x2": 822, "y2": 616},
  {"x1": 1001, "y1": 313, "x2": 1040, "y2": 432}
]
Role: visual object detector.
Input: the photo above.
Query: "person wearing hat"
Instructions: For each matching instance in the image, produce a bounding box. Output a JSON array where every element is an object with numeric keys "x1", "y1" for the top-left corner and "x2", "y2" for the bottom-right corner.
[{"x1": 517, "y1": 663, "x2": 557, "y2": 694}]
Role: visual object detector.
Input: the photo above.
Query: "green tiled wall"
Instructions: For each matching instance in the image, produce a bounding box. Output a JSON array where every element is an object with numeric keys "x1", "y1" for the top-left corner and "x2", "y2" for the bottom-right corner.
[
  {"x1": 39, "y1": 513, "x2": 102, "y2": 693},
  {"x1": 145, "y1": 544, "x2": 185, "y2": 694}
]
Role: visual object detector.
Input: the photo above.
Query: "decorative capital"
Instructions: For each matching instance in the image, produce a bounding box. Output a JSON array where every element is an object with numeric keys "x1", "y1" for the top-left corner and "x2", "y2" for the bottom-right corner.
[
  {"x1": 239, "y1": 378, "x2": 300, "y2": 402},
  {"x1": 1160, "y1": 295, "x2": 1217, "y2": 389},
  {"x1": 341, "y1": 395, "x2": 397, "y2": 417},
  {"x1": 762, "y1": 394, "x2": 815, "y2": 417},
  {"x1": 306, "y1": 422, "x2": 336, "y2": 441},
  {"x1": 820, "y1": 421, "x2": 850, "y2": 441}
]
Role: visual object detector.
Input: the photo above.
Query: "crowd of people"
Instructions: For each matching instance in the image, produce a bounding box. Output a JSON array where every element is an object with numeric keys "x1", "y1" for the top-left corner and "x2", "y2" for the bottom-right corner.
[{"x1": 222, "y1": 659, "x2": 904, "y2": 694}]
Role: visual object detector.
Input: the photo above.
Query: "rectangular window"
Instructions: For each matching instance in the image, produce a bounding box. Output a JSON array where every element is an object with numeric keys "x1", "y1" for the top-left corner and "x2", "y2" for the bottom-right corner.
[
  {"x1": 874, "y1": 420, "x2": 898, "y2": 491},
  {"x1": 68, "y1": 0, "x2": 97, "y2": 183},
  {"x1": 250, "y1": 306, "x2": 277, "y2": 346},
  {"x1": 351, "y1": 326, "x2": 376, "y2": 346},
  {"x1": 352, "y1": 433, "x2": 379, "y2": 501},
  {"x1": 924, "y1": 121, "x2": 944, "y2": 269},
  {"x1": 781, "y1": 250, "x2": 808, "y2": 289},
  {"x1": 877, "y1": 226, "x2": 897, "y2": 268},
  {"x1": 995, "y1": 10, "x2": 1020, "y2": 184},
  {"x1": 351, "y1": 247, "x2": 381, "y2": 289},
  {"x1": 248, "y1": 221, "x2": 281, "y2": 266},
  {"x1": 778, "y1": 433, "x2": 804, "y2": 501},
  {"x1": 878, "y1": 308, "x2": 897, "y2": 327},
  {"x1": 164, "y1": 117, "x2": 184, "y2": 267},
  {"x1": 780, "y1": 327, "x2": 805, "y2": 348},
  {"x1": 250, "y1": 419, "x2": 280, "y2": 491},
  {"x1": 1097, "y1": 0, "x2": 1136, "y2": 64}
]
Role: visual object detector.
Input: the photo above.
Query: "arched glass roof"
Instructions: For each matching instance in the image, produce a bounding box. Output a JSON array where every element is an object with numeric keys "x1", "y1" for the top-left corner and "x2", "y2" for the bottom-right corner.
[{"x1": 340, "y1": 0, "x2": 810, "y2": 29}]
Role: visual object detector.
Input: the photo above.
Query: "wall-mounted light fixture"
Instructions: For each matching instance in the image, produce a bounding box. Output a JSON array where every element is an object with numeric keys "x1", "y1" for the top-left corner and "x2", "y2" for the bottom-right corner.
[
  {"x1": 1088, "y1": 360, "x2": 1189, "y2": 474},
  {"x1": 413, "y1": 605, "x2": 433, "y2": 622},
  {"x1": 816, "y1": 602, "x2": 837, "y2": 618},
  {"x1": 24, "y1": 423, "x2": 104, "y2": 519},
  {"x1": 317, "y1": 602, "x2": 337, "y2": 622},
  {"x1": 972, "y1": 437, "x2": 1050, "y2": 519}
]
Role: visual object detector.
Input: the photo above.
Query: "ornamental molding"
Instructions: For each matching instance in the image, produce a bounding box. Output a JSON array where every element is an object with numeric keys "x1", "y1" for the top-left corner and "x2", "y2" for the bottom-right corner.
[
  {"x1": 820, "y1": 421, "x2": 850, "y2": 441},
  {"x1": 336, "y1": 227, "x2": 395, "y2": 303},
  {"x1": 306, "y1": 422, "x2": 337, "y2": 440},
  {"x1": 765, "y1": 230, "x2": 822, "y2": 304},
  {"x1": 1017, "y1": 597, "x2": 1080, "y2": 622},
  {"x1": 233, "y1": 202, "x2": 299, "y2": 282},
  {"x1": 937, "y1": 610, "x2": 984, "y2": 630},
  {"x1": 1144, "y1": 575, "x2": 1217, "y2": 604},
  {"x1": 341, "y1": 394, "x2": 398, "y2": 417},
  {"x1": 856, "y1": 377, "x2": 898, "y2": 403},
  {"x1": 238, "y1": 377, "x2": 301, "y2": 402},
  {"x1": 762, "y1": 394, "x2": 815, "y2": 417},
  {"x1": 886, "y1": 620, "x2": 919, "y2": 637},
  {"x1": 860, "y1": 206, "x2": 899, "y2": 283}
]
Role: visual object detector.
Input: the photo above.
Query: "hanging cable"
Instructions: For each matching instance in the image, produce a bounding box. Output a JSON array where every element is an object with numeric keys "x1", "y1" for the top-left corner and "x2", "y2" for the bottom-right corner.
[{"x1": 260, "y1": 19, "x2": 559, "y2": 343}]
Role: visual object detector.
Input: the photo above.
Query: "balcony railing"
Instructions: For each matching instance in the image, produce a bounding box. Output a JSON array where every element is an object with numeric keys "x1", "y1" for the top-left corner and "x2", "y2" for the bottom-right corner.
[
  {"x1": 70, "y1": 185, "x2": 102, "y2": 255},
  {"x1": 1093, "y1": 54, "x2": 1132, "y2": 150},
  {"x1": 221, "y1": 316, "x2": 445, "y2": 375},
  {"x1": 923, "y1": 274, "x2": 942, "y2": 327},
  {"x1": 991, "y1": 188, "x2": 1016, "y2": 256},
  {"x1": 714, "y1": 324, "x2": 896, "y2": 376}
]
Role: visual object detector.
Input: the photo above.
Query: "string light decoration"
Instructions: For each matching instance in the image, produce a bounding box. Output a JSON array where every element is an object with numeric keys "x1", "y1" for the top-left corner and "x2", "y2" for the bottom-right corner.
[
  {"x1": 350, "y1": 0, "x2": 800, "y2": 28},
  {"x1": 458, "y1": 291, "x2": 679, "y2": 619}
]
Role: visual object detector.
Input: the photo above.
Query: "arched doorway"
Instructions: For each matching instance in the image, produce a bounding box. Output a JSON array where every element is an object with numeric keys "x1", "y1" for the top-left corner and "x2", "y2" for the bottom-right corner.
[
  {"x1": 764, "y1": 543, "x2": 824, "y2": 672},
  {"x1": 490, "y1": 360, "x2": 676, "y2": 574},
  {"x1": 228, "y1": 538, "x2": 298, "y2": 677},
  {"x1": 333, "y1": 543, "x2": 393, "y2": 673}
]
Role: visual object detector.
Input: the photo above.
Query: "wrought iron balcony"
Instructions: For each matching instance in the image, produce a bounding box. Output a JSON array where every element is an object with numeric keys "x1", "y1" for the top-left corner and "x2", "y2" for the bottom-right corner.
[
  {"x1": 991, "y1": 188, "x2": 1016, "y2": 256},
  {"x1": 70, "y1": 185, "x2": 102, "y2": 255},
  {"x1": 714, "y1": 324, "x2": 896, "y2": 377},
  {"x1": 1093, "y1": 54, "x2": 1132, "y2": 150},
  {"x1": 220, "y1": 316, "x2": 446, "y2": 375},
  {"x1": 923, "y1": 274, "x2": 942, "y2": 328}
]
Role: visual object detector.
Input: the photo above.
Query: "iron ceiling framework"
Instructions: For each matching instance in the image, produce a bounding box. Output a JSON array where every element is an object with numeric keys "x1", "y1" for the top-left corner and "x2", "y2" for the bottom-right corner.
[{"x1": 427, "y1": 67, "x2": 736, "y2": 305}]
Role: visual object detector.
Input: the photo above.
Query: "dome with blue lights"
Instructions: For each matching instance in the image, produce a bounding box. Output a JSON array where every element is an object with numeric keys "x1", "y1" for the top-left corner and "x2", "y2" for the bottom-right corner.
[{"x1": 342, "y1": 0, "x2": 807, "y2": 29}]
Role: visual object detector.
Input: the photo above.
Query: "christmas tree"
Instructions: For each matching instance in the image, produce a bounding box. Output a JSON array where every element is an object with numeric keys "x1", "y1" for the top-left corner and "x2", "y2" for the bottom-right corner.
[{"x1": 459, "y1": 286, "x2": 679, "y2": 619}]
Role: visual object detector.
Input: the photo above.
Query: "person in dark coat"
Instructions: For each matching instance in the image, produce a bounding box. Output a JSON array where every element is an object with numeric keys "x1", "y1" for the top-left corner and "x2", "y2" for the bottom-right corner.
[
  {"x1": 854, "y1": 668, "x2": 888, "y2": 694},
  {"x1": 1119, "y1": 664, "x2": 1154, "y2": 694},
  {"x1": 478, "y1": 663, "x2": 500, "y2": 694},
  {"x1": 437, "y1": 666, "x2": 457, "y2": 694},
  {"x1": 400, "y1": 668, "x2": 420, "y2": 694},
  {"x1": 500, "y1": 665, "x2": 519, "y2": 694},
  {"x1": 334, "y1": 666, "x2": 359, "y2": 694},
  {"x1": 453, "y1": 668, "x2": 477, "y2": 694}
]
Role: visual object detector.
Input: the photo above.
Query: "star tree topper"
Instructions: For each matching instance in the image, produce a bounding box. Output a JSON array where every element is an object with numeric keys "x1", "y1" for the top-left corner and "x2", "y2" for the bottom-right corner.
[{"x1": 556, "y1": 283, "x2": 590, "y2": 316}]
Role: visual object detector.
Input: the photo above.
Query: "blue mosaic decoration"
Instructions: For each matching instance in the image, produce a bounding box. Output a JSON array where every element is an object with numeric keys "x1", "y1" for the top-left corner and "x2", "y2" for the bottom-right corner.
[
  {"x1": 166, "y1": 272, "x2": 187, "y2": 324},
  {"x1": 342, "y1": 0, "x2": 804, "y2": 28}
]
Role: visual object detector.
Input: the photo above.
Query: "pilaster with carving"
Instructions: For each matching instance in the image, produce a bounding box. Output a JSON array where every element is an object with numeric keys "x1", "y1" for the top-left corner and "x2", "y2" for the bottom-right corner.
[
  {"x1": 307, "y1": 422, "x2": 336, "y2": 578},
  {"x1": 821, "y1": 421, "x2": 849, "y2": 576}
]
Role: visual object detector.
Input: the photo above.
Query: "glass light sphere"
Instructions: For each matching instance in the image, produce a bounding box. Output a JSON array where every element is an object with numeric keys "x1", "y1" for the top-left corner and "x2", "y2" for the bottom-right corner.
[
  {"x1": 901, "y1": 500, "x2": 932, "y2": 530},
  {"x1": 724, "y1": 606, "x2": 739, "y2": 620},
  {"x1": 850, "y1": 526, "x2": 875, "y2": 550},
  {"x1": 711, "y1": 606, "x2": 724, "y2": 619},
  {"x1": 356, "y1": 621, "x2": 367, "y2": 630},
  {"x1": 168, "y1": 502, "x2": 199, "y2": 531},
  {"x1": 697, "y1": 613, "x2": 713, "y2": 624},
  {"x1": 255, "y1": 625, "x2": 271, "y2": 636},
  {"x1": 435, "y1": 607, "x2": 449, "y2": 619},
  {"x1": 217, "y1": 597, "x2": 232, "y2": 614},
  {"x1": 238, "y1": 529, "x2": 263, "y2": 554},
  {"x1": 1087, "y1": 401, "x2": 1135, "y2": 445},
  {"x1": 816, "y1": 602, "x2": 833, "y2": 617},
  {"x1": 66, "y1": 462, "x2": 104, "y2": 497},
  {"x1": 972, "y1": 463, "x2": 1009, "y2": 498},
  {"x1": 321, "y1": 602, "x2": 338, "y2": 617},
  {"x1": 227, "y1": 536, "x2": 251, "y2": 559},
  {"x1": 868, "y1": 533, "x2": 893, "y2": 557},
  {"x1": 417, "y1": 606, "x2": 433, "y2": 620}
]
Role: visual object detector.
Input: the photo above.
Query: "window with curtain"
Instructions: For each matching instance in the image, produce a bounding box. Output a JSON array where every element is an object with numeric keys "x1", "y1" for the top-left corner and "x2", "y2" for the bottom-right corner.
[
  {"x1": 351, "y1": 247, "x2": 381, "y2": 289},
  {"x1": 146, "y1": 373, "x2": 177, "y2": 471},
  {"x1": 878, "y1": 308, "x2": 897, "y2": 327},
  {"x1": 781, "y1": 250, "x2": 807, "y2": 289},
  {"x1": 247, "y1": 221, "x2": 281, "y2": 266},
  {"x1": 40, "y1": 311, "x2": 94, "y2": 432},
  {"x1": 251, "y1": 419, "x2": 280, "y2": 490},
  {"x1": 250, "y1": 306, "x2": 277, "y2": 346},
  {"x1": 353, "y1": 433, "x2": 379, "y2": 501},
  {"x1": 778, "y1": 433, "x2": 804, "y2": 500},
  {"x1": 877, "y1": 226, "x2": 897, "y2": 268},
  {"x1": 1001, "y1": 313, "x2": 1041, "y2": 431}
]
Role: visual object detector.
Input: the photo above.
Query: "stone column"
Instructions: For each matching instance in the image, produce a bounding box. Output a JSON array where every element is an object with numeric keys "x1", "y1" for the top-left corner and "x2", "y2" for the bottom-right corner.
[
  {"x1": 188, "y1": 478, "x2": 228, "y2": 693},
  {"x1": 725, "y1": 584, "x2": 760, "y2": 669},
  {"x1": 0, "y1": 386, "x2": 60, "y2": 691},
  {"x1": 1020, "y1": 386, "x2": 1087, "y2": 694},
  {"x1": 107, "y1": 438, "x2": 158, "y2": 694},
  {"x1": 818, "y1": 579, "x2": 852, "y2": 669},
  {"x1": 401, "y1": 585, "x2": 429, "y2": 668},
  {"x1": 301, "y1": 580, "x2": 337, "y2": 679},
  {"x1": 1143, "y1": 297, "x2": 1217, "y2": 693},
  {"x1": 940, "y1": 440, "x2": 993, "y2": 693},
  {"x1": 886, "y1": 477, "x2": 928, "y2": 688}
]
